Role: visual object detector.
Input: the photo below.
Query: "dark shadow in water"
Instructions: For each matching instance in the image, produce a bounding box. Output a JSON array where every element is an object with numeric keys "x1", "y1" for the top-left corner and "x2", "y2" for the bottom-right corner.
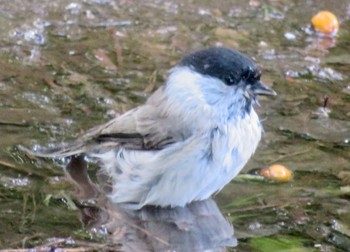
[{"x1": 65, "y1": 156, "x2": 237, "y2": 252}]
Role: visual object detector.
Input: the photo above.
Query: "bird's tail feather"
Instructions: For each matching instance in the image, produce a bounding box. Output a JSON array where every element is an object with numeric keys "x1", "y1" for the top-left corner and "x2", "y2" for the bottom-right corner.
[{"x1": 18, "y1": 133, "x2": 141, "y2": 159}]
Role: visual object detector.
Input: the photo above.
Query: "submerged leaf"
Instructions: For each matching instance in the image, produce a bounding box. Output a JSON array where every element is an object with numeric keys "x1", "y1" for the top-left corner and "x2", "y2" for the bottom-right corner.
[{"x1": 249, "y1": 235, "x2": 311, "y2": 252}]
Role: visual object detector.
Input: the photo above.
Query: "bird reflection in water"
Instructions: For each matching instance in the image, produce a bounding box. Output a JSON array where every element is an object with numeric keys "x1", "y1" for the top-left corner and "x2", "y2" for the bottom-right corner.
[{"x1": 65, "y1": 156, "x2": 237, "y2": 251}]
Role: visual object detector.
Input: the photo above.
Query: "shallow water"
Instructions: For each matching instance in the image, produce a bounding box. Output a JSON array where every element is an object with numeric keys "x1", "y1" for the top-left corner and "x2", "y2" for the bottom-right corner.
[{"x1": 0, "y1": 0, "x2": 350, "y2": 251}]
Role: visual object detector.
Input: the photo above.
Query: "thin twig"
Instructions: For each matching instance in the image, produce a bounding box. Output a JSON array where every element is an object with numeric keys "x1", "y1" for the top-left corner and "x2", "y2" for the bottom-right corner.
[
  {"x1": 229, "y1": 203, "x2": 281, "y2": 213},
  {"x1": 42, "y1": 78, "x2": 60, "y2": 92},
  {"x1": 267, "y1": 148, "x2": 312, "y2": 165},
  {"x1": 0, "y1": 121, "x2": 29, "y2": 127},
  {"x1": 0, "y1": 160, "x2": 49, "y2": 179},
  {"x1": 0, "y1": 160, "x2": 17, "y2": 169}
]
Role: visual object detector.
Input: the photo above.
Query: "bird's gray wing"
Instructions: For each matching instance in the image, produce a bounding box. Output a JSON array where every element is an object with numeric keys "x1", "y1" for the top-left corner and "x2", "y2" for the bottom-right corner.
[{"x1": 19, "y1": 103, "x2": 185, "y2": 158}]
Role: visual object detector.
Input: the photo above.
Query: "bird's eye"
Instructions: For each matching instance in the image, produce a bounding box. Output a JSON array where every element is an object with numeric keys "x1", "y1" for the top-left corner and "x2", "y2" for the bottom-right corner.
[
  {"x1": 242, "y1": 67, "x2": 260, "y2": 82},
  {"x1": 224, "y1": 74, "x2": 236, "y2": 85}
]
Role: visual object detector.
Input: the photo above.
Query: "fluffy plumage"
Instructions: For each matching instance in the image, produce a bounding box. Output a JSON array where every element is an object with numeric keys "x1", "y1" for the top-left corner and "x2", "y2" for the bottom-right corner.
[{"x1": 21, "y1": 47, "x2": 276, "y2": 208}]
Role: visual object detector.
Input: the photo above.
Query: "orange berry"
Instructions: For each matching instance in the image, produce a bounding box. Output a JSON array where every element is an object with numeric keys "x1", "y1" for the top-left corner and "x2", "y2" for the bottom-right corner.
[
  {"x1": 311, "y1": 11, "x2": 339, "y2": 36},
  {"x1": 260, "y1": 164, "x2": 293, "y2": 182}
]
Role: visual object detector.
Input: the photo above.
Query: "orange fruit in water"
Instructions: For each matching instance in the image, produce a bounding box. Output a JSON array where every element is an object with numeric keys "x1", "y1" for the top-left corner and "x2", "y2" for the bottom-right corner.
[
  {"x1": 311, "y1": 11, "x2": 339, "y2": 36},
  {"x1": 260, "y1": 164, "x2": 293, "y2": 182}
]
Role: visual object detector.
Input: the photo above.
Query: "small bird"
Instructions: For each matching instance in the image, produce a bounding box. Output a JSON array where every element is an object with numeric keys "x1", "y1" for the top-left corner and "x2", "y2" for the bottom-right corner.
[{"x1": 22, "y1": 47, "x2": 276, "y2": 209}]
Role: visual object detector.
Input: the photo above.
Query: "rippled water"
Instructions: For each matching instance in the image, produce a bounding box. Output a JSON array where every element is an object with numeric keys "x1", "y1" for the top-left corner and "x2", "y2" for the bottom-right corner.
[{"x1": 0, "y1": 0, "x2": 350, "y2": 251}]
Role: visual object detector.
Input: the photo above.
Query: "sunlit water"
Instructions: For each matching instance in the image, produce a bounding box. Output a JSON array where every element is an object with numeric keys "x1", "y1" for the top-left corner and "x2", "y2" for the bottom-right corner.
[{"x1": 0, "y1": 0, "x2": 349, "y2": 251}]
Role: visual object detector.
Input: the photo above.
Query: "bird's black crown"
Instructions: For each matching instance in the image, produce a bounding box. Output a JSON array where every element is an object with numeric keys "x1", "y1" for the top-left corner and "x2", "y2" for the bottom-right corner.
[{"x1": 180, "y1": 47, "x2": 261, "y2": 86}]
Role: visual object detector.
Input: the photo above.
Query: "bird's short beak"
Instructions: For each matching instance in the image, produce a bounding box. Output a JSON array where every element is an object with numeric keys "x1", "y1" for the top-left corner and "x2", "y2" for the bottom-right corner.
[{"x1": 253, "y1": 81, "x2": 277, "y2": 96}]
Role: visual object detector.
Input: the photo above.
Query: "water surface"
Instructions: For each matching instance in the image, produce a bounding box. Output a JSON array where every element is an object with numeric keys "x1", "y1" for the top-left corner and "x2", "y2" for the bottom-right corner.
[{"x1": 0, "y1": 0, "x2": 349, "y2": 251}]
